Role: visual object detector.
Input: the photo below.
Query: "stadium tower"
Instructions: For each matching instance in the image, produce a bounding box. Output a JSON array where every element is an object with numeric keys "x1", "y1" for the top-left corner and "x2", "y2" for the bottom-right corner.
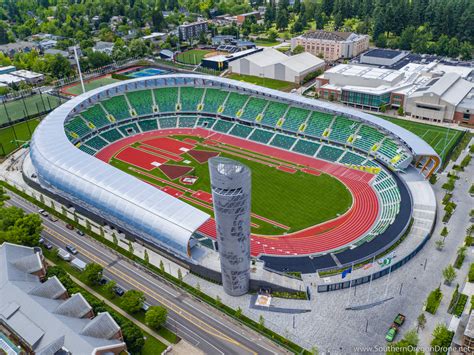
[{"x1": 209, "y1": 157, "x2": 251, "y2": 296}]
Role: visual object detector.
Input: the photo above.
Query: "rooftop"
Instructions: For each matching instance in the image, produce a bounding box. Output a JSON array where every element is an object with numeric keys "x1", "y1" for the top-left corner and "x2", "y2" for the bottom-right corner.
[
  {"x1": 299, "y1": 30, "x2": 363, "y2": 42},
  {"x1": 325, "y1": 64, "x2": 403, "y2": 82},
  {"x1": 362, "y1": 48, "x2": 403, "y2": 59}
]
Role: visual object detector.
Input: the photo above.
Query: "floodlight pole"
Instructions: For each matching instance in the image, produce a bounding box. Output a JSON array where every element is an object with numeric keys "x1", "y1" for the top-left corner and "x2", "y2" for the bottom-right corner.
[{"x1": 74, "y1": 46, "x2": 86, "y2": 94}]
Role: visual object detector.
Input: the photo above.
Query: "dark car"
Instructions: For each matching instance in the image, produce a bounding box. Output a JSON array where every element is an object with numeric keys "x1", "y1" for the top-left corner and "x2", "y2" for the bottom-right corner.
[
  {"x1": 66, "y1": 244, "x2": 78, "y2": 255},
  {"x1": 113, "y1": 286, "x2": 125, "y2": 297},
  {"x1": 99, "y1": 277, "x2": 108, "y2": 286},
  {"x1": 76, "y1": 230, "x2": 85, "y2": 236},
  {"x1": 66, "y1": 224, "x2": 74, "y2": 230},
  {"x1": 44, "y1": 241, "x2": 53, "y2": 250}
]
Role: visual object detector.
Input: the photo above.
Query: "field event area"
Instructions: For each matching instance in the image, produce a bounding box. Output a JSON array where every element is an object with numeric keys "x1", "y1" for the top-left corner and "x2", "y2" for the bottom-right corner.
[{"x1": 101, "y1": 134, "x2": 352, "y2": 236}]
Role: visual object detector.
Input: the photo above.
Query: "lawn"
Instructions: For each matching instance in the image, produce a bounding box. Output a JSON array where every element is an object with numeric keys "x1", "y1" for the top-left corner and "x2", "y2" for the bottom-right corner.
[
  {"x1": 63, "y1": 75, "x2": 121, "y2": 96},
  {"x1": 109, "y1": 135, "x2": 352, "y2": 234},
  {"x1": 254, "y1": 39, "x2": 280, "y2": 47},
  {"x1": 0, "y1": 94, "x2": 65, "y2": 124},
  {"x1": 377, "y1": 115, "x2": 464, "y2": 162},
  {"x1": 0, "y1": 119, "x2": 40, "y2": 157},
  {"x1": 175, "y1": 49, "x2": 213, "y2": 65},
  {"x1": 227, "y1": 73, "x2": 298, "y2": 92}
]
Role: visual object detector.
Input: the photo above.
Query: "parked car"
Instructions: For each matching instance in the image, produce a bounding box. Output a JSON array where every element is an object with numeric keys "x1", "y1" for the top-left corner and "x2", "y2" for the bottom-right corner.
[
  {"x1": 48, "y1": 215, "x2": 58, "y2": 222},
  {"x1": 99, "y1": 277, "x2": 108, "y2": 286},
  {"x1": 39, "y1": 237, "x2": 45, "y2": 244},
  {"x1": 66, "y1": 244, "x2": 78, "y2": 255},
  {"x1": 113, "y1": 286, "x2": 125, "y2": 297},
  {"x1": 44, "y1": 241, "x2": 53, "y2": 250},
  {"x1": 385, "y1": 325, "x2": 398, "y2": 342},
  {"x1": 76, "y1": 230, "x2": 85, "y2": 236},
  {"x1": 38, "y1": 209, "x2": 48, "y2": 217},
  {"x1": 66, "y1": 224, "x2": 74, "y2": 230},
  {"x1": 394, "y1": 314, "x2": 406, "y2": 327},
  {"x1": 57, "y1": 248, "x2": 72, "y2": 261}
]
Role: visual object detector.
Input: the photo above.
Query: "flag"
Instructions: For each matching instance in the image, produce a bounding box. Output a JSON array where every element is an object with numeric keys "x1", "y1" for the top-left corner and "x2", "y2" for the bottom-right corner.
[
  {"x1": 342, "y1": 267, "x2": 352, "y2": 279},
  {"x1": 363, "y1": 263, "x2": 373, "y2": 270}
]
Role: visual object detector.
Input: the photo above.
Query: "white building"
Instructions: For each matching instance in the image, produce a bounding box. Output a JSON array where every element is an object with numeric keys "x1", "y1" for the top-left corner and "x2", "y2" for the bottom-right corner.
[
  {"x1": 229, "y1": 48, "x2": 325, "y2": 83},
  {"x1": 0, "y1": 73, "x2": 25, "y2": 86},
  {"x1": 11, "y1": 69, "x2": 44, "y2": 84}
]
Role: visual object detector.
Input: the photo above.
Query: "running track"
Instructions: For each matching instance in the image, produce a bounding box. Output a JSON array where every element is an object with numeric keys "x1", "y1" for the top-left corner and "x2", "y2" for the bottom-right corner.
[{"x1": 95, "y1": 128, "x2": 379, "y2": 257}]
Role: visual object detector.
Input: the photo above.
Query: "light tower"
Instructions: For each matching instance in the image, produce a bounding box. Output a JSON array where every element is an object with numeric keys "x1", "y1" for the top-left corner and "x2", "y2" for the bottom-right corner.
[{"x1": 209, "y1": 157, "x2": 251, "y2": 296}]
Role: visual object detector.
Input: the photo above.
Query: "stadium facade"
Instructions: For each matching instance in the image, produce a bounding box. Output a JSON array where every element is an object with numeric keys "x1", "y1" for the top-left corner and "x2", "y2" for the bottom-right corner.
[
  {"x1": 27, "y1": 74, "x2": 440, "y2": 274},
  {"x1": 209, "y1": 157, "x2": 251, "y2": 296}
]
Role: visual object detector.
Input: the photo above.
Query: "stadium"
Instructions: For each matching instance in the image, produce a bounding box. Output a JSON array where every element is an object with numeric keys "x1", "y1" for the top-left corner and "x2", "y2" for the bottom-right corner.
[{"x1": 26, "y1": 74, "x2": 440, "y2": 276}]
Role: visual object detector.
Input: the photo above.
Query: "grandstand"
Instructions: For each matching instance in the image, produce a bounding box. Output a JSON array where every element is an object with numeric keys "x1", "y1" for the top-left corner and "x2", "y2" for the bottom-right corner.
[{"x1": 29, "y1": 74, "x2": 440, "y2": 274}]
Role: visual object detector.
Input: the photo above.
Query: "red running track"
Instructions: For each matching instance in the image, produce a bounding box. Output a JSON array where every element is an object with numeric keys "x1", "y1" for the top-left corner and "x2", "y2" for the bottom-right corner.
[{"x1": 95, "y1": 128, "x2": 379, "y2": 256}]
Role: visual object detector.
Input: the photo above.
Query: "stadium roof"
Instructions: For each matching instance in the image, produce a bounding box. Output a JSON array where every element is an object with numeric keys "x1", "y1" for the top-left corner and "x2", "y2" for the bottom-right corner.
[{"x1": 362, "y1": 48, "x2": 403, "y2": 59}]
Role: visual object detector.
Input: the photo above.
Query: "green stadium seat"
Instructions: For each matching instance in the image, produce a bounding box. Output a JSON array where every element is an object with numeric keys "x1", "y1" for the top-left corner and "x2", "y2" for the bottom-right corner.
[
  {"x1": 305, "y1": 111, "x2": 333, "y2": 137},
  {"x1": 270, "y1": 134, "x2": 296, "y2": 150},
  {"x1": 180, "y1": 87, "x2": 204, "y2": 112},
  {"x1": 78, "y1": 144, "x2": 96, "y2": 155},
  {"x1": 339, "y1": 151, "x2": 367, "y2": 165},
  {"x1": 64, "y1": 116, "x2": 91, "y2": 139},
  {"x1": 178, "y1": 116, "x2": 197, "y2": 128},
  {"x1": 328, "y1": 116, "x2": 359, "y2": 143},
  {"x1": 159, "y1": 117, "x2": 178, "y2": 128},
  {"x1": 281, "y1": 107, "x2": 310, "y2": 133},
  {"x1": 240, "y1": 98, "x2": 267, "y2": 122},
  {"x1": 118, "y1": 122, "x2": 140, "y2": 136},
  {"x1": 85, "y1": 135, "x2": 109, "y2": 150},
  {"x1": 212, "y1": 120, "x2": 234, "y2": 133},
  {"x1": 222, "y1": 92, "x2": 248, "y2": 118},
  {"x1": 101, "y1": 129, "x2": 123, "y2": 143},
  {"x1": 80, "y1": 105, "x2": 110, "y2": 129},
  {"x1": 202, "y1": 89, "x2": 228, "y2": 114},
  {"x1": 138, "y1": 119, "x2": 158, "y2": 132},
  {"x1": 354, "y1": 125, "x2": 384, "y2": 152},
  {"x1": 260, "y1": 101, "x2": 288, "y2": 128},
  {"x1": 249, "y1": 129, "x2": 274, "y2": 144},
  {"x1": 102, "y1": 95, "x2": 131, "y2": 121},
  {"x1": 292, "y1": 139, "x2": 320, "y2": 156},
  {"x1": 197, "y1": 117, "x2": 216, "y2": 128},
  {"x1": 317, "y1": 145, "x2": 344, "y2": 162},
  {"x1": 127, "y1": 90, "x2": 153, "y2": 116},
  {"x1": 154, "y1": 87, "x2": 178, "y2": 112},
  {"x1": 229, "y1": 124, "x2": 253, "y2": 138},
  {"x1": 378, "y1": 138, "x2": 400, "y2": 160}
]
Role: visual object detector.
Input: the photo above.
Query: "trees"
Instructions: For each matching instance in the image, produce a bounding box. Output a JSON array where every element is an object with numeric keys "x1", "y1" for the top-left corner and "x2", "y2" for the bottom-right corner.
[
  {"x1": 144, "y1": 249, "x2": 149, "y2": 264},
  {"x1": 145, "y1": 306, "x2": 168, "y2": 330},
  {"x1": 443, "y1": 265, "x2": 456, "y2": 285},
  {"x1": 430, "y1": 323, "x2": 454, "y2": 350},
  {"x1": 292, "y1": 45, "x2": 305, "y2": 55},
  {"x1": 417, "y1": 313, "x2": 426, "y2": 331},
  {"x1": 104, "y1": 279, "x2": 117, "y2": 298},
  {"x1": 120, "y1": 290, "x2": 145, "y2": 314},
  {"x1": 435, "y1": 239, "x2": 445, "y2": 251},
  {"x1": 387, "y1": 328, "x2": 420, "y2": 354},
  {"x1": 441, "y1": 227, "x2": 449, "y2": 238},
  {"x1": 0, "y1": 206, "x2": 42, "y2": 247},
  {"x1": 83, "y1": 262, "x2": 103, "y2": 285}
]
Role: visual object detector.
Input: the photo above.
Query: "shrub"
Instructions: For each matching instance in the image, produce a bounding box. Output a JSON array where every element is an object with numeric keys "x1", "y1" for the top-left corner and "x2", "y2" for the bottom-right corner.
[
  {"x1": 465, "y1": 235, "x2": 473, "y2": 246},
  {"x1": 442, "y1": 193, "x2": 452, "y2": 205},
  {"x1": 461, "y1": 154, "x2": 471, "y2": 168},
  {"x1": 453, "y1": 294, "x2": 468, "y2": 317},
  {"x1": 425, "y1": 287, "x2": 443, "y2": 314},
  {"x1": 469, "y1": 264, "x2": 474, "y2": 282},
  {"x1": 442, "y1": 178, "x2": 455, "y2": 191},
  {"x1": 443, "y1": 265, "x2": 457, "y2": 285},
  {"x1": 430, "y1": 323, "x2": 454, "y2": 353}
]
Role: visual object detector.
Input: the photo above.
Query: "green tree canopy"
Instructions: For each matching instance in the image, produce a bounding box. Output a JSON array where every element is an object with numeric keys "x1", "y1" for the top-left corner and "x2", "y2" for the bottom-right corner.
[
  {"x1": 120, "y1": 289, "x2": 145, "y2": 314},
  {"x1": 145, "y1": 306, "x2": 168, "y2": 330}
]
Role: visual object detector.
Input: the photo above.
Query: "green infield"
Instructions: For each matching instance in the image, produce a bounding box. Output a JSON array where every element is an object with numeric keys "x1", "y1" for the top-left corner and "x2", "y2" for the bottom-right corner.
[
  {"x1": 377, "y1": 115, "x2": 464, "y2": 162},
  {"x1": 227, "y1": 73, "x2": 298, "y2": 92},
  {"x1": 0, "y1": 119, "x2": 40, "y2": 157},
  {"x1": 175, "y1": 49, "x2": 213, "y2": 65},
  {"x1": 109, "y1": 135, "x2": 352, "y2": 235},
  {"x1": 0, "y1": 94, "x2": 65, "y2": 125},
  {"x1": 62, "y1": 75, "x2": 121, "y2": 96}
]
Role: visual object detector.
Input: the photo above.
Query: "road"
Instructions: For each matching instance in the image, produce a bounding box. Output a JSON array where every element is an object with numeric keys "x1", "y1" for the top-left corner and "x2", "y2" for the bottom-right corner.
[{"x1": 6, "y1": 192, "x2": 287, "y2": 355}]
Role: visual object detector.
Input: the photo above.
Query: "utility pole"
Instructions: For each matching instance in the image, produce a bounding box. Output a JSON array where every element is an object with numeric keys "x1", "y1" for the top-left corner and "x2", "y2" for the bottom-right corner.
[{"x1": 74, "y1": 46, "x2": 86, "y2": 94}]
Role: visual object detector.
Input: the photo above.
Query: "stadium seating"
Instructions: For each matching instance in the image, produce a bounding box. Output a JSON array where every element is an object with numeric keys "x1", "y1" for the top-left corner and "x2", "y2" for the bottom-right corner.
[
  {"x1": 118, "y1": 122, "x2": 140, "y2": 136},
  {"x1": 80, "y1": 105, "x2": 110, "y2": 129},
  {"x1": 197, "y1": 117, "x2": 216, "y2": 128},
  {"x1": 138, "y1": 119, "x2": 158, "y2": 132},
  {"x1": 222, "y1": 92, "x2": 248, "y2": 118},
  {"x1": 240, "y1": 98, "x2": 267, "y2": 122},
  {"x1": 229, "y1": 124, "x2": 253, "y2": 138},
  {"x1": 85, "y1": 135, "x2": 109, "y2": 150},
  {"x1": 78, "y1": 144, "x2": 96, "y2": 155},
  {"x1": 249, "y1": 129, "x2": 275, "y2": 144},
  {"x1": 303, "y1": 111, "x2": 333, "y2": 137},
  {"x1": 127, "y1": 90, "x2": 153, "y2": 116},
  {"x1": 339, "y1": 151, "x2": 367, "y2": 165},
  {"x1": 292, "y1": 139, "x2": 320, "y2": 156},
  {"x1": 159, "y1": 117, "x2": 178, "y2": 128},
  {"x1": 64, "y1": 116, "x2": 91, "y2": 138},
  {"x1": 212, "y1": 120, "x2": 234, "y2": 133},
  {"x1": 354, "y1": 125, "x2": 384, "y2": 152},
  {"x1": 260, "y1": 101, "x2": 288, "y2": 127},
  {"x1": 180, "y1": 87, "x2": 204, "y2": 112},
  {"x1": 378, "y1": 138, "x2": 400, "y2": 160},
  {"x1": 101, "y1": 129, "x2": 123, "y2": 143},
  {"x1": 154, "y1": 87, "x2": 178, "y2": 112},
  {"x1": 329, "y1": 116, "x2": 359, "y2": 143},
  {"x1": 202, "y1": 89, "x2": 228, "y2": 114},
  {"x1": 281, "y1": 107, "x2": 310, "y2": 133},
  {"x1": 270, "y1": 134, "x2": 296, "y2": 150},
  {"x1": 317, "y1": 145, "x2": 345, "y2": 162},
  {"x1": 178, "y1": 116, "x2": 197, "y2": 128},
  {"x1": 102, "y1": 95, "x2": 131, "y2": 121}
]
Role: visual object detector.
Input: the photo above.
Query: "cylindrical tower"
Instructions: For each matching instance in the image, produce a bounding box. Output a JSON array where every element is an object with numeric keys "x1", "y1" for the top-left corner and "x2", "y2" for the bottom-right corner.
[{"x1": 209, "y1": 157, "x2": 251, "y2": 296}]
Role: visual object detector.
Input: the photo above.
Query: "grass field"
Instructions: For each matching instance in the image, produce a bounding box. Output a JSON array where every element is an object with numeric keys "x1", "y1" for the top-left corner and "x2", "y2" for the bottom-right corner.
[
  {"x1": 109, "y1": 135, "x2": 352, "y2": 234},
  {"x1": 254, "y1": 39, "x2": 280, "y2": 47},
  {"x1": 377, "y1": 115, "x2": 464, "y2": 161},
  {"x1": 0, "y1": 94, "x2": 65, "y2": 124},
  {"x1": 0, "y1": 119, "x2": 40, "y2": 157},
  {"x1": 175, "y1": 49, "x2": 213, "y2": 65},
  {"x1": 63, "y1": 75, "x2": 121, "y2": 96},
  {"x1": 227, "y1": 73, "x2": 298, "y2": 92}
]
